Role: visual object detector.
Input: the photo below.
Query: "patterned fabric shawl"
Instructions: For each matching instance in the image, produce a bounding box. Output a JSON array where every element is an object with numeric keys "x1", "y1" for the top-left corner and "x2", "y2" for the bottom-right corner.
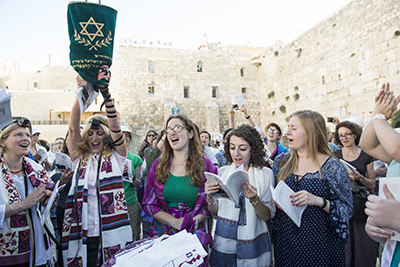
[
  {"x1": 0, "y1": 154, "x2": 55, "y2": 266},
  {"x1": 62, "y1": 153, "x2": 132, "y2": 266}
]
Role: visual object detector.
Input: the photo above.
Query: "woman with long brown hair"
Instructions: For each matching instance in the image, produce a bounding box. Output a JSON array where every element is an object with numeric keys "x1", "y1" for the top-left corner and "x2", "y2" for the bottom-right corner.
[
  {"x1": 142, "y1": 114, "x2": 217, "y2": 247},
  {"x1": 273, "y1": 110, "x2": 353, "y2": 266}
]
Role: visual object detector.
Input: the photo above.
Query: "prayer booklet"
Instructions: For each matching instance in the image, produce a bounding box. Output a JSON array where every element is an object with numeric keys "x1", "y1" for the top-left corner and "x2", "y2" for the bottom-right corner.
[
  {"x1": 36, "y1": 147, "x2": 49, "y2": 165},
  {"x1": 205, "y1": 167, "x2": 249, "y2": 206},
  {"x1": 75, "y1": 82, "x2": 99, "y2": 114},
  {"x1": 379, "y1": 177, "x2": 400, "y2": 241},
  {"x1": 270, "y1": 181, "x2": 307, "y2": 227},
  {"x1": 54, "y1": 152, "x2": 74, "y2": 173},
  {"x1": 340, "y1": 159, "x2": 357, "y2": 173}
]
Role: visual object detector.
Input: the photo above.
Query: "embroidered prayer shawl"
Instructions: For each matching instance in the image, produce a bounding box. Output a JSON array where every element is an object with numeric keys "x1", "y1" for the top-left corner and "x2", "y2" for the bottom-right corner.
[
  {"x1": 62, "y1": 154, "x2": 132, "y2": 266},
  {"x1": 0, "y1": 155, "x2": 55, "y2": 267},
  {"x1": 142, "y1": 157, "x2": 217, "y2": 246},
  {"x1": 210, "y1": 164, "x2": 276, "y2": 267}
]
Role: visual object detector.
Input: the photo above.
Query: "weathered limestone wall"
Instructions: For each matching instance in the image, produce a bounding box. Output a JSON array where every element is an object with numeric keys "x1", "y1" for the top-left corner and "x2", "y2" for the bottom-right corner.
[
  {"x1": 112, "y1": 45, "x2": 263, "y2": 140},
  {"x1": 257, "y1": 0, "x2": 400, "y2": 130}
]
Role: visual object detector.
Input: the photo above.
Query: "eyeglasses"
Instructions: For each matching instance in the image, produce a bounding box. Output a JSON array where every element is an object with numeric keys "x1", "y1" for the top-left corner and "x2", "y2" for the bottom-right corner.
[
  {"x1": 1, "y1": 117, "x2": 31, "y2": 131},
  {"x1": 338, "y1": 133, "x2": 354, "y2": 139},
  {"x1": 267, "y1": 128, "x2": 280, "y2": 134},
  {"x1": 147, "y1": 134, "x2": 156, "y2": 138},
  {"x1": 165, "y1": 125, "x2": 186, "y2": 135}
]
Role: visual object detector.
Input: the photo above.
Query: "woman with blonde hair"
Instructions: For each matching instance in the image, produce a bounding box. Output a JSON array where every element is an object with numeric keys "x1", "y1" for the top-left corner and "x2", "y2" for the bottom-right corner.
[
  {"x1": 62, "y1": 66, "x2": 132, "y2": 266},
  {"x1": 0, "y1": 117, "x2": 56, "y2": 267},
  {"x1": 273, "y1": 110, "x2": 353, "y2": 266},
  {"x1": 142, "y1": 114, "x2": 217, "y2": 249}
]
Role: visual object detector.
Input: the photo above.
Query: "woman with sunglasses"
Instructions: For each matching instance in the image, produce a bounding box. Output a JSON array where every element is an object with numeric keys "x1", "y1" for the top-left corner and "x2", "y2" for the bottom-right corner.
[
  {"x1": 333, "y1": 121, "x2": 378, "y2": 267},
  {"x1": 264, "y1": 122, "x2": 289, "y2": 168},
  {"x1": 61, "y1": 66, "x2": 132, "y2": 267},
  {"x1": 0, "y1": 117, "x2": 56, "y2": 267},
  {"x1": 142, "y1": 114, "x2": 217, "y2": 252},
  {"x1": 138, "y1": 130, "x2": 158, "y2": 159}
]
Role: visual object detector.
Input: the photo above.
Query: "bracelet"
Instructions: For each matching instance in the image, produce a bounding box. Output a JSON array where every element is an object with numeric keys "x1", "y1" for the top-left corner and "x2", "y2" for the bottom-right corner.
[
  {"x1": 207, "y1": 199, "x2": 218, "y2": 206},
  {"x1": 8, "y1": 204, "x2": 14, "y2": 215},
  {"x1": 359, "y1": 176, "x2": 364, "y2": 182},
  {"x1": 321, "y1": 198, "x2": 327, "y2": 209},
  {"x1": 245, "y1": 115, "x2": 251, "y2": 119}
]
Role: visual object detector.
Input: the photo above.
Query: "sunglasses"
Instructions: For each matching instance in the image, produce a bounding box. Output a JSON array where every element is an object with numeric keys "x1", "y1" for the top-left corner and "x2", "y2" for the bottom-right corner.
[{"x1": 1, "y1": 117, "x2": 31, "y2": 131}]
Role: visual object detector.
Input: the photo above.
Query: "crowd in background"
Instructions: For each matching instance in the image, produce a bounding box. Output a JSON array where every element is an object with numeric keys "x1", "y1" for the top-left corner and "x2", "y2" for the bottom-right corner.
[{"x1": 1, "y1": 70, "x2": 400, "y2": 267}]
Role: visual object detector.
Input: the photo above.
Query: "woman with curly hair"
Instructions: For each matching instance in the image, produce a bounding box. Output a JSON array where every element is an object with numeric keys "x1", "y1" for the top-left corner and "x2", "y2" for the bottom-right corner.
[
  {"x1": 205, "y1": 125, "x2": 275, "y2": 266},
  {"x1": 142, "y1": 114, "x2": 217, "y2": 249},
  {"x1": 273, "y1": 110, "x2": 353, "y2": 266},
  {"x1": 62, "y1": 67, "x2": 132, "y2": 266}
]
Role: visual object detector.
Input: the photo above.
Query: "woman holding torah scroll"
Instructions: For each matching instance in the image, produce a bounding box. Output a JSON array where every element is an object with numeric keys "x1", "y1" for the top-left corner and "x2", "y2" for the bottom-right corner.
[
  {"x1": 205, "y1": 125, "x2": 275, "y2": 267},
  {"x1": 62, "y1": 66, "x2": 132, "y2": 267},
  {"x1": 272, "y1": 110, "x2": 353, "y2": 267},
  {"x1": 142, "y1": 114, "x2": 217, "y2": 251}
]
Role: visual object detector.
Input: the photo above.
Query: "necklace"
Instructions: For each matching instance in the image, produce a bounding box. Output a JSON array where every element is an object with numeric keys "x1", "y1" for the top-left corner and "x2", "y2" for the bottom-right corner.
[{"x1": 10, "y1": 168, "x2": 23, "y2": 174}]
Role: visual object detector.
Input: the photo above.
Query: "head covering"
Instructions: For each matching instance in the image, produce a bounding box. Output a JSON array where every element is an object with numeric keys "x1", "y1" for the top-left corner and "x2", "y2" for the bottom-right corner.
[
  {"x1": 32, "y1": 128, "x2": 40, "y2": 136},
  {"x1": 344, "y1": 116, "x2": 365, "y2": 128},
  {"x1": 121, "y1": 125, "x2": 139, "y2": 153},
  {"x1": 67, "y1": 2, "x2": 117, "y2": 92}
]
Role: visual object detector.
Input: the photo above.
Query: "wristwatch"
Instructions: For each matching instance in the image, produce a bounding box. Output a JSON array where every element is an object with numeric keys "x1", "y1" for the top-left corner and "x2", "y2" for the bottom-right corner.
[
  {"x1": 372, "y1": 114, "x2": 386, "y2": 120},
  {"x1": 250, "y1": 196, "x2": 260, "y2": 206}
]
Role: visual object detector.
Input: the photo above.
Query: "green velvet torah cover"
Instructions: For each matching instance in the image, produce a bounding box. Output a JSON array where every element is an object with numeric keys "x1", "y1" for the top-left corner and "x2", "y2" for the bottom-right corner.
[{"x1": 67, "y1": 1, "x2": 117, "y2": 91}]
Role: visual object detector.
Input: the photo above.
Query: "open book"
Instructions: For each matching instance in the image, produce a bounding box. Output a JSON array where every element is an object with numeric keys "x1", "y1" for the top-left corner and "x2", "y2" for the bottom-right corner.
[
  {"x1": 270, "y1": 180, "x2": 307, "y2": 227},
  {"x1": 379, "y1": 177, "x2": 400, "y2": 241},
  {"x1": 204, "y1": 168, "x2": 249, "y2": 206},
  {"x1": 54, "y1": 152, "x2": 74, "y2": 173}
]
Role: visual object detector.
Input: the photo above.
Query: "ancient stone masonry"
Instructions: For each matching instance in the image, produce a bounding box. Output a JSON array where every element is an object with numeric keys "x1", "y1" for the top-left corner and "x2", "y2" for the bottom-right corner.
[
  {"x1": 257, "y1": 0, "x2": 400, "y2": 129},
  {"x1": 112, "y1": 45, "x2": 263, "y2": 139},
  {"x1": 2, "y1": 0, "x2": 400, "y2": 145}
]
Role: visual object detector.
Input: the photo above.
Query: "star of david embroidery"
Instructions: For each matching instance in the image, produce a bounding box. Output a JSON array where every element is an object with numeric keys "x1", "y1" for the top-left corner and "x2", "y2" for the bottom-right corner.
[{"x1": 79, "y1": 17, "x2": 104, "y2": 42}]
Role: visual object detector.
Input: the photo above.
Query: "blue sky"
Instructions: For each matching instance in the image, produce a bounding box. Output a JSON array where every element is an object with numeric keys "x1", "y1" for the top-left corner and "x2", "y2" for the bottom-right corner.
[{"x1": 0, "y1": 0, "x2": 352, "y2": 69}]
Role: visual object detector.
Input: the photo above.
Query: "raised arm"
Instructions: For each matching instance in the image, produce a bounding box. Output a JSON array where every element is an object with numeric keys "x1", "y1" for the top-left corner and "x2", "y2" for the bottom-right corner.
[
  {"x1": 240, "y1": 104, "x2": 256, "y2": 128},
  {"x1": 360, "y1": 83, "x2": 400, "y2": 163},
  {"x1": 98, "y1": 66, "x2": 127, "y2": 157},
  {"x1": 67, "y1": 76, "x2": 85, "y2": 161},
  {"x1": 228, "y1": 105, "x2": 235, "y2": 129}
]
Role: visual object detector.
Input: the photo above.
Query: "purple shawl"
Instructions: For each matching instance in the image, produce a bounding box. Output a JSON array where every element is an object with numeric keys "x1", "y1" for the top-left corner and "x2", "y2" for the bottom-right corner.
[{"x1": 142, "y1": 157, "x2": 217, "y2": 245}]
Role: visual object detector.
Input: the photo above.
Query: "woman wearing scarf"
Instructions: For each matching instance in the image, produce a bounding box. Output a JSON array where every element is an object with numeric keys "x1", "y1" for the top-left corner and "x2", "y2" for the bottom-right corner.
[
  {"x1": 205, "y1": 125, "x2": 275, "y2": 266},
  {"x1": 0, "y1": 117, "x2": 56, "y2": 267},
  {"x1": 62, "y1": 66, "x2": 132, "y2": 266},
  {"x1": 142, "y1": 114, "x2": 217, "y2": 259}
]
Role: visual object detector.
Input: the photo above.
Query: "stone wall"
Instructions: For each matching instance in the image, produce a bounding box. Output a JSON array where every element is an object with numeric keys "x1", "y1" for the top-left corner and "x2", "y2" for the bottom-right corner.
[
  {"x1": 257, "y1": 0, "x2": 400, "y2": 130},
  {"x1": 112, "y1": 45, "x2": 263, "y2": 140}
]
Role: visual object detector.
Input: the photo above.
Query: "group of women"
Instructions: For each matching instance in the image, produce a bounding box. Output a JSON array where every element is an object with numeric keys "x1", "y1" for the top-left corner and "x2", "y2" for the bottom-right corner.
[{"x1": 1, "y1": 64, "x2": 390, "y2": 267}]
